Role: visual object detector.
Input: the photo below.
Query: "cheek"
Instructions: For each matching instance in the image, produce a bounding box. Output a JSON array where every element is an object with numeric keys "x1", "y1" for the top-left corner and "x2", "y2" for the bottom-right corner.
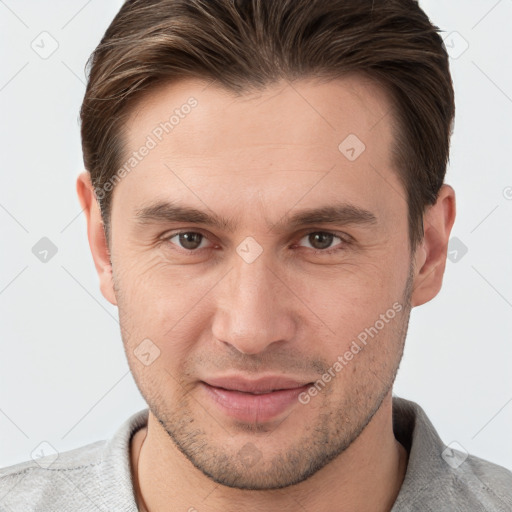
[
  {"x1": 115, "y1": 255, "x2": 211, "y2": 358},
  {"x1": 114, "y1": 254, "x2": 174, "y2": 344},
  {"x1": 302, "y1": 258, "x2": 398, "y2": 321},
  {"x1": 304, "y1": 262, "x2": 406, "y2": 363},
  {"x1": 116, "y1": 251, "x2": 180, "y2": 311}
]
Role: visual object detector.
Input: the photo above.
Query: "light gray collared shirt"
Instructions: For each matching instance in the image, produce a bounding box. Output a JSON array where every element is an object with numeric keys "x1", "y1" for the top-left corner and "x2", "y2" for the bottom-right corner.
[{"x1": 1, "y1": 396, "x2": 511, "y2": 511}]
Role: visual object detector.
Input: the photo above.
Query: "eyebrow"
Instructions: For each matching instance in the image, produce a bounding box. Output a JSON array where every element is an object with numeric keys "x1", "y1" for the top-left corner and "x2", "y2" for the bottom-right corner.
[{"x1": 133, "y1": 200, "x2": 378, "y2": 232}]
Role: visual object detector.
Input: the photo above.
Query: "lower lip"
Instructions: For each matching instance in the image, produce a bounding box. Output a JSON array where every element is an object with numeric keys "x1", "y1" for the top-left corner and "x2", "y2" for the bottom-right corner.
[{"x1": 200, "y1": 382, "x2": 311, "y2": 423}]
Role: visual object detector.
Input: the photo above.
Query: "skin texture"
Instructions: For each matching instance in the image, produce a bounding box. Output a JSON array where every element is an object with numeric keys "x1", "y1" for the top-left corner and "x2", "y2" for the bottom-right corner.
[{"x1": 77, "y1": 75, "x2": 456, "y2": 512}]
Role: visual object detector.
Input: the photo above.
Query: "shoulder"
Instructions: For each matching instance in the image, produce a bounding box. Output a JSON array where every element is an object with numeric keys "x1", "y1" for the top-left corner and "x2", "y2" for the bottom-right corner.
[
  {"x1": 391, "y1": 396, "x2": 512, "y2": 511},
  {"x1": 0, "y1": 408, "x2": 148, "y2": 511},
  {"x1": 403, "y1": 452, "x2": 512, "y2": 511},
  {"x1": 0, "y1": 440, "x2": 107, "y2": 511},
  {"x1": 451, "y1": 451, "x2": 512, "y2": 509}
]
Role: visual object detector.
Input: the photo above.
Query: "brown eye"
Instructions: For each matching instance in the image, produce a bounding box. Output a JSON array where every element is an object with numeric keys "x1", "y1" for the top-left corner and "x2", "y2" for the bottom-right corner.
[
  {"x1": 308, "y1": 232, "x2": 335, "y2": 250},
  {"x1": 166, "y1": 231, "x2": 209, "y2": 251},
  {"x1": 297, "y1": 231, "x2": 347, "y2": 254}
]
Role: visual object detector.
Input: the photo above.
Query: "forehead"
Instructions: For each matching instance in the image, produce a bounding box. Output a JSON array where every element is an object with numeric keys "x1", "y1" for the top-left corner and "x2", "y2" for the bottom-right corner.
[
  {"x1": 113, "y1": 75, "x2": 403, "y2": 231},
  {"x1": 124, "y1": 75, "x2": 394, "y2": 155}
]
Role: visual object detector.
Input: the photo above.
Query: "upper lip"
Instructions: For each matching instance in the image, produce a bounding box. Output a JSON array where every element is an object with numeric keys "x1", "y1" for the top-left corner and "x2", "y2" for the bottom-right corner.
[{"x1": 202, "y1": 375, "x2": 312, "y2": 393}]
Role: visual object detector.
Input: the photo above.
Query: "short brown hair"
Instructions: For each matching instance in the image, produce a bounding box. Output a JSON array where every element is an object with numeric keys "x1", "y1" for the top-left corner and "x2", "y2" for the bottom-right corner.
[{"x1": 80, "y1": 0, "x2": 455, "y2": 253}]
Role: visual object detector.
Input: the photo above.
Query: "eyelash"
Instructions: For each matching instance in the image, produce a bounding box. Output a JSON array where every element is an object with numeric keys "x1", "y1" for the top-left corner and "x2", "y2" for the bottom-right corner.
[{"x1": 160, "y1": 229, "x2": 351, "y2": 256}]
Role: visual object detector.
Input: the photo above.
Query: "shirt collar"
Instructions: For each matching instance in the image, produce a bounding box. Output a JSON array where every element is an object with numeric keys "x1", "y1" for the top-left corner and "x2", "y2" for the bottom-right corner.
[{"x1": 104, "y1": 396, "x2": 481, "y2": 511}]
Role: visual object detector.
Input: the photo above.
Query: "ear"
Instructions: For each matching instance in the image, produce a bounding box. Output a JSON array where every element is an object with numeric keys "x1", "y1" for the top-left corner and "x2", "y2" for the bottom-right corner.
[
  {"x1": 76, "y1": 171, "x2": 117, "y2": 306},
  {"x1": 411, "y1": 184, "x2": 456, "y2": 308}
]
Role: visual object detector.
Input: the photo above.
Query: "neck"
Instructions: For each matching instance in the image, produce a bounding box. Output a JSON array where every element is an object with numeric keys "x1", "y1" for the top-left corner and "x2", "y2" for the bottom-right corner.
[{"x1": 131, "y1": 392, "x2": 408, "y2": 512}]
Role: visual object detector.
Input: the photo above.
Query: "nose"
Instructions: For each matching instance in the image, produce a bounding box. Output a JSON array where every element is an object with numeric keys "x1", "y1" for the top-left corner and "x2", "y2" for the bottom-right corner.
[{"x1": 211, "y1": 252, "x2": 297, "y2": 355}]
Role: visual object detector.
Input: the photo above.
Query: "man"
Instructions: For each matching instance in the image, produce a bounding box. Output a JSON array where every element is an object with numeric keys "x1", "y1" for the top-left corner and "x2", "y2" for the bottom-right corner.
[{"x1": 1, "y1": 0, "x2": 511, "y2": 510}]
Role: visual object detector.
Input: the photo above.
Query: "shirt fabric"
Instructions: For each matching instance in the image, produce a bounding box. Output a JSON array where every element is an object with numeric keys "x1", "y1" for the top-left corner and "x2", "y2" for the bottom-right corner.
[{"x1": 1, "y1": 395, "x2": 511, "y2": 511}]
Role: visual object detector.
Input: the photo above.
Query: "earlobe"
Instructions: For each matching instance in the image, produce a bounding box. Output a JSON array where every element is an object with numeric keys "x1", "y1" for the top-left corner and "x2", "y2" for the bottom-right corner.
[
  {"x1": 410, "y1": 184, "x2": 456, "y2": 308},
  {"x1": 76, "y1": 171, "x2": 118, "y2": 306}
]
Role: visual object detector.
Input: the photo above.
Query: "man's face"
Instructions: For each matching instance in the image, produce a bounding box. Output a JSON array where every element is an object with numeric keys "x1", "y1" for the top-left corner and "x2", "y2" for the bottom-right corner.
[{"x1": 108, "y1": 76, "x2": 416, "y2": 489}]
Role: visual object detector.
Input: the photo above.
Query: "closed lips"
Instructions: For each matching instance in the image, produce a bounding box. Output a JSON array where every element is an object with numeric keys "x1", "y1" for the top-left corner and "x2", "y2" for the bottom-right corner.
[{"x1": 202, "y1": 375, "x2": 313, "y2": 394}]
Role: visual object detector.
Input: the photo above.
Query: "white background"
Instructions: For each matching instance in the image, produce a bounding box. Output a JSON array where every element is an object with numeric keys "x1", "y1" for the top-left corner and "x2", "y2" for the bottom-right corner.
[{"x1": 1, "y1": 0, "x2": 511, "y2": 474}]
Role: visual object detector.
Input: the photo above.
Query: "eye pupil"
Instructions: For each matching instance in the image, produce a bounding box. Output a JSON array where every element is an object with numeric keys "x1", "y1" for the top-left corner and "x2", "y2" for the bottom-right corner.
[
  {"x1": 180, "y1": 232, "x2": 203, "y2": 250},
  {"x1": 309, "y1": 232, "x2": 334, "y2": 250}
]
